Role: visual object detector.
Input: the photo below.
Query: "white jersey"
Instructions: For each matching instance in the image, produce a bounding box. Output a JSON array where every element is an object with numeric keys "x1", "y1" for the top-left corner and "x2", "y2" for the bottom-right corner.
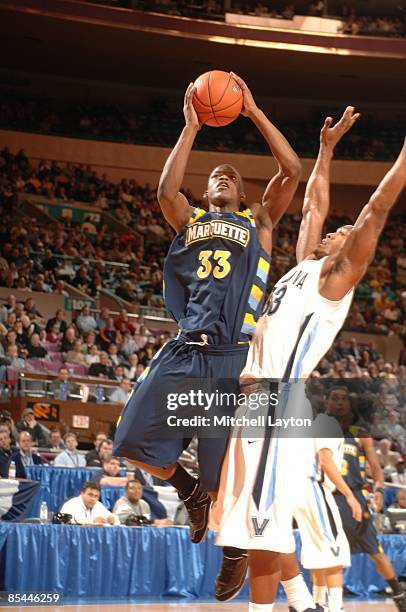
[
  {"x1": 242, "y1": 257, "x2": 354, "y2": 381},
  {"x1": 311, "y1": 414, "x2": 345, "y2": 492}
]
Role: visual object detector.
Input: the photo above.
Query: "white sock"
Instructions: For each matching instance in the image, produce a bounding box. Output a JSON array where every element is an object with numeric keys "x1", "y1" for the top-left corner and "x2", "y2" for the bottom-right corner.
[
  {"x1": 248, "y1": 603, "x2": 274, "y2": 611},
  {"x1": 328, "y1": 586, "x2": 343, "y2": 612},
  {"x1": 313, "y1": 584, "x2": 327, "y2": 606},
  {"x1": 281, "y1": 574, "x2": 315, "y2": 612}
]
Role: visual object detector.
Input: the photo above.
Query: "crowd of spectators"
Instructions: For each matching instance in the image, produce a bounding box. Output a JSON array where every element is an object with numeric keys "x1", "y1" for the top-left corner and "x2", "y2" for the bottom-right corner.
[
  {"x1": 1, "y1": 90, "x2": 405, "y2": 162},
  {"x1": 1, "y1": 145, "x2": 405, "y2": 342},
  {"x1": 84, "y1": 0, "x2": 406, "y2": 40}
]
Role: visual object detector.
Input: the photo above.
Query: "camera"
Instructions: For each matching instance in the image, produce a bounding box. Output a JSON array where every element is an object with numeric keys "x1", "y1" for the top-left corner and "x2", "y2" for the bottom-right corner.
[{"x1": 124, "y1": 514, "x2": 153, "y2": 526}]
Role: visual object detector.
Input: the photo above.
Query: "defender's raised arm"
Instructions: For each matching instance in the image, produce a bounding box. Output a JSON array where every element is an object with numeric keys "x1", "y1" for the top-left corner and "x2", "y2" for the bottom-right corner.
[
  {"x1": 321, "y1": 138, "x2": 406, "y2": 301},
  {"x1": 157, "y1": 83, "x2": 200, "y2": 233},
  {"x1": 296, "y1": 107, "x2": 360, "y2": 263}
]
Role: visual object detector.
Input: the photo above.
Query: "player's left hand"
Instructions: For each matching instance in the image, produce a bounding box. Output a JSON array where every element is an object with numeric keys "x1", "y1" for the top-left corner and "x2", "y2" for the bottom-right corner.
[
  {"x1": 373, "y1": 490, "x2": 384, "y2": 513},
  {"x1": 230, "y1": 72, "x2": 258, "y2": 118}
]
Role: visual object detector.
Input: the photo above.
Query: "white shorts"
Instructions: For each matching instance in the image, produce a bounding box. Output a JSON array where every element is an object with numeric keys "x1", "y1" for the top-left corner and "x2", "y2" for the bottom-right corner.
[
  {"x1": 212, "y1": 384, "x2": 315, "y2": 552},
  {"x1": 294, "y1": 480, "x2": 351, "y2": 569}
]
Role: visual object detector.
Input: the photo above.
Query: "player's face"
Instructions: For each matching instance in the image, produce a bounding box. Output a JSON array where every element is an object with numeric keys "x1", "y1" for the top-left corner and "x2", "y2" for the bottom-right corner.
[
  {"x1": 314, "y1": 225, "x2": 353, "y2": 258},
  {"x1": 205, "y1": 165, "x2": 245, "y2": 211},
  {"x1": 325, "y1": 389, "x2": 351, "y2": 417}
]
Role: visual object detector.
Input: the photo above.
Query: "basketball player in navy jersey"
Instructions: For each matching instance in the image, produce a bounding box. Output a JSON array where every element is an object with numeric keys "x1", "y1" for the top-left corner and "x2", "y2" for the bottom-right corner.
[
  {"x1": 214, "y1": 110, "x2": 406, "y2": 611},
  {"x1": 321, "y1": 386, "x2": 406, "y2": 612},
  {"x1": 113, "y1": 73, "x2": 301, "y2": 543}
]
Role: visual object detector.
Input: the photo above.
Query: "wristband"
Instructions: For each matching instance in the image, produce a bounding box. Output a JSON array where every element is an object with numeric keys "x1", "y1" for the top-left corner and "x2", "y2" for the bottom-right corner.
[{"x1": 375, "y1": 487, "x2": 385, "y2": 496}]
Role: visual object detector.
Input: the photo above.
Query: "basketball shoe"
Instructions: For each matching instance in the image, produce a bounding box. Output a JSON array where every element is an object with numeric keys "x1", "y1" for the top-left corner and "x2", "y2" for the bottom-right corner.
[
  {"x1": 180, "y1": 480, "x2": 211, "y2": 544},
  {"x1": 215, "y1": 548, "x2": 248, "y2": 601}
]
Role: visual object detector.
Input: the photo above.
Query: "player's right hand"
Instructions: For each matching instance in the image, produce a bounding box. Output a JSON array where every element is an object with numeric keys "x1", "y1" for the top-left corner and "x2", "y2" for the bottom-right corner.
[
  {"x1": 184, "y1": 83, "x2": 201, "y2": 130},
  {"x1": 346, "y1": 493, "x2": 362, "y2": 522},
  {"x1": 320, "y1": 106, "x2": 361, "y2": 149}
]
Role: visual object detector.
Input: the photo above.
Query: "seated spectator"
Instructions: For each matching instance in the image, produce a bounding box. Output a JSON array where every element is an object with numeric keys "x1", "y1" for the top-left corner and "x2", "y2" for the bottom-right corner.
[
  {"x1": 11, "y1": 431, "x2": 43, "y2": 477},
  {"x1": 6, "y1": 344, "x2": 25, "y2": 369},
  {"x1": 124, "y1": 353, "x2": 139, "y2": 380},
  {"x1": 0, "y1": 429, "x2": 14, "y2": 477},
  {"x1": 0, "y1": 411, "x2": 18, "y2": 445},
  {"x1": 60, "y1": 327, "x2": 77, "y2": 353},
  {"x1": 85, "y1": 344, "x2": 100, "y2": 366},
  {"x1": 49, "y1": 366, "x2": 80, "y2": 400},
  {"x1": 16, "y1": 408, "x2": 48, "y2": 447},
  {"x1": 27, "y1": 333, "x2": 47, "y2": 358},
  {"x1": 91, "y1": 455, "x2": 128, "y2": 487},
  {"x1": 113, "y1": 479, "x2": 152, "y2": 524},
  {"x1": 75, "y1": 305, "x2": 97, "y2": 334},
  {"x1": 45, "y1": 428, "x2": 65, "y2": 451},
  {"x1": 88, "y1": 352, "x2": 113, "y2": 378},
  {"x1": 84, "y1": 432, "x2": 108, "y2": 466},
  {"x1": 66, "y1": 339, "x2": 87, "y2": 366},
  {"x1": 109, "y1": 378, "x2": 132, "y2": 404},
  {"x1": 46, "y1": 309, "x2": 67, "y2": 336},
  {"x1": 99, "y1": 317, "x2": 118, "y2": 349},
  {"x1": 389, "y1": 490, "x2": 406, "y2": 510},
  {"x1": 46, "y1": 323, "x2": 61, "y2": 345},
  {"x1": 54, "y1": 432, "x2": 86, "y2": 467},
  {"x1": 59, "y1": 482, "x2": 117, "y2": 525},
  {"x1": 86, "y1": 438, "x2": 113, "y2": 467}
]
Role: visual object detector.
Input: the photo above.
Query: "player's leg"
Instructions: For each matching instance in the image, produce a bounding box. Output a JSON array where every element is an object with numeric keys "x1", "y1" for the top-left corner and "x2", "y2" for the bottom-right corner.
[
  {"x1": 369, "y1": 552, "x2": 406, "y2": 611},
  {"x1": 280, "y1": 552, "x2": 318, "y2": 612},
  {"x1": 249, "y1": 550, "x2": 280, "y2": 611},
  {"x1": 312, "y1": 567, "x2": 344, "y2": 612},
  {"x1": 311, "y1": 570, "x2": 327, "y2": 610}
]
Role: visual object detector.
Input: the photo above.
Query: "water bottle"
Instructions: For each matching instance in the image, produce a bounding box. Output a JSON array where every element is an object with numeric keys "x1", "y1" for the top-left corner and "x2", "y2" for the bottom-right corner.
[
  {"x1": 39, "y1": 501, "x2": 48, "y2": 524},
  {"x1": 96, "y1": 385, "x2": 104, "y2": 404},
  {"x1": 60, "y1": 382, "x2": 68, "y2": 401},
  {"x1": 8, "y1": 461, "x2": 16, "y2": 479}
]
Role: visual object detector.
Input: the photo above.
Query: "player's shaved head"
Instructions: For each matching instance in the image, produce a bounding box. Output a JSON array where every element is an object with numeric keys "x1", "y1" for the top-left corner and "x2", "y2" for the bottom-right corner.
[{"x1": 209, "y1": 164, "x2": 244, "y2": 193}]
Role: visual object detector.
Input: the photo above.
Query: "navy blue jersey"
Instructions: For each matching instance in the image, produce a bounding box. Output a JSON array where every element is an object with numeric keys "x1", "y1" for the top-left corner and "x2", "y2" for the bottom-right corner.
[
  {"x1": 163, "y1": 207, "x2": 270, "y2": 345},
  {"x1": 341, "y1": 426, "x2": 367, "y2": 490}
]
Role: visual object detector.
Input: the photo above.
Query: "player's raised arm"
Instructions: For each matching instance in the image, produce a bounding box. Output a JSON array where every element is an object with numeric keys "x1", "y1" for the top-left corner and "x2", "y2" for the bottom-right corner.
[
  {"x1": 231, "y1": 72, "x2": 301, "y2": 227},
  {"x1": 296, "y1": 107, "x2": 361, "y2": 263},
  {"x1": 157, "y1": 83, "x2": 200, "y2": 233},
  {"x1": 321, "y1": 138, "x2": 406, "y2": 300}
]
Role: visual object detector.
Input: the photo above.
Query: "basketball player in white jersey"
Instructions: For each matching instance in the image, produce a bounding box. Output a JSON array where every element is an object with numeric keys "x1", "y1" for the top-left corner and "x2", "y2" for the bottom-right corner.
[{"x1": 213, "y1": 108, "x2": 406, "y2": 612}]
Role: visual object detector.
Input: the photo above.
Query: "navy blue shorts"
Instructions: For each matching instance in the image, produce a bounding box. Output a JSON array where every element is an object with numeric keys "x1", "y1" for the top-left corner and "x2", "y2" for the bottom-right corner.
[
  {"x1": 113, "y1": 336, "x2": 248, "y2": 492},
  {"x1": 334, "y1": 489, "x2": 381, "y2": 555}
]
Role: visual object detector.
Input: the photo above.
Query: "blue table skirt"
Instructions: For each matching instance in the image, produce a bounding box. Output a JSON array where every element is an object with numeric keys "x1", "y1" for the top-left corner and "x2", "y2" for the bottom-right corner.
[
  {"x1": 24, "y1": 466, "x2": 166, "y2": 519},
  {"x1": 0, "y1": 523, "x2": 404, "y2": 599}
]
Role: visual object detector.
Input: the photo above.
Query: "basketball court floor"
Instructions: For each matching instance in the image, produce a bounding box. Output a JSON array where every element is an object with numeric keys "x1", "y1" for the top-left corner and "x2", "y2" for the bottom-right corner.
[{"x1": 0, "y1": 600, "x2": 398, "y2": 611}]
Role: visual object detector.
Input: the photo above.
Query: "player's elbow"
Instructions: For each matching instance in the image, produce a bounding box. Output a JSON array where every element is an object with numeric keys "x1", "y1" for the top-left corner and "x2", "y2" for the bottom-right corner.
[{"x1": 283, "y1": 158, "x2": 302, "y2": 181}]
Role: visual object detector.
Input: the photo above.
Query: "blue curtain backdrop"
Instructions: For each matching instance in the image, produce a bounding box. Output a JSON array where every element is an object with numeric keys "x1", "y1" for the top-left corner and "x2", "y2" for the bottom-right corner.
[{"x1": 0, "y1": 523, "x2": 405, "y2": 599}]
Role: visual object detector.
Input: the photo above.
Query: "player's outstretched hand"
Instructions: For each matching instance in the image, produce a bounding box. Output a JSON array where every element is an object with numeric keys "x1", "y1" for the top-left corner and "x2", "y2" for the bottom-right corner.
[
  {"x1": 320, "y1": 106, "x2": 361, "y2": 149},
  {"x1": 230, "y1": 72, "x2": 258, "y2": 118},
  {"x1": 346, "y1": 493, "x2": 362, "y2": 522},
  {"x1": 184, "y1": 82, "x2": 201, "y2": 131}
]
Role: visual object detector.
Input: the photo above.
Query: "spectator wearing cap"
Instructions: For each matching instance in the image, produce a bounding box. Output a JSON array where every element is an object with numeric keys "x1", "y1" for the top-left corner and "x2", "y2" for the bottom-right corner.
[
  {"x1": 11, "y1": 431, "x2": 43, "y2": 477},
  {"x1": 59, "y1": 482, "x2": 117, "y2": 525},
  {"x1": 16, "y1": 408, "x2": 48, "y2": 447},
  {"x1": 54, "y1": 433, "x2": 86, "y2": 467}
]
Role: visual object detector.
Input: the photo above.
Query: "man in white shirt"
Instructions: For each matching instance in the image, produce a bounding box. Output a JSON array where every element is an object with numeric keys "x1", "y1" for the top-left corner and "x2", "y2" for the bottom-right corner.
[
  {"x1": 109, "y1": 379, "x2": 132, "y2": 405},
  {"x1": 113, "y1": 479, "x2": 151, "y2": 524},
  {"x1": 60, "y1": 482, "x2": 117, "y2": 525},
  {"x1": 54, "y1": 433, "x2": 86, "y2": 468}
]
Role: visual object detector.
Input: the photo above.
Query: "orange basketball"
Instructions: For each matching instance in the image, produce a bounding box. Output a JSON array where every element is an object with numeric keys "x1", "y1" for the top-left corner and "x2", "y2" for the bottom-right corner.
[{"x1": 192, "y1": 70, "x2": 243, "y2": 127}]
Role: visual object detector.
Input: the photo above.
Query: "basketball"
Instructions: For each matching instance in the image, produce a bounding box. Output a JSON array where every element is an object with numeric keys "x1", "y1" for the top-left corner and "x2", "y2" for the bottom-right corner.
[{"x1": 192, "y1": 70, "x2": 243, "y2": 127}]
